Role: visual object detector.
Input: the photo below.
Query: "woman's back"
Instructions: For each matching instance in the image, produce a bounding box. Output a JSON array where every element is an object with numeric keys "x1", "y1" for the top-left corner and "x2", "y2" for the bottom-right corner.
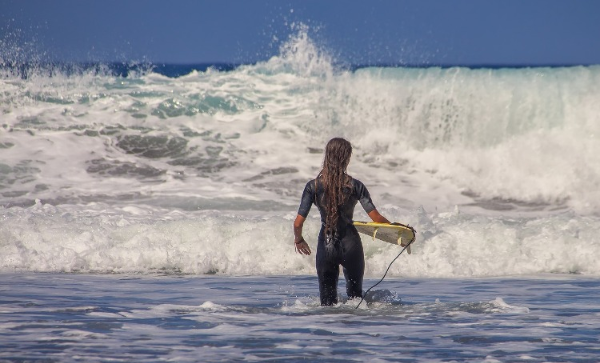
[{"x1": 298, "y1": 176, "x2": 376, "y2": 232}]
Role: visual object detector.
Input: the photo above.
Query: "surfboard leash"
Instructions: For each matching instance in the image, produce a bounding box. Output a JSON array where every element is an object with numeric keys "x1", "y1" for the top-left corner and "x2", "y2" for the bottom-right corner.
[{"x1": 355, "y1": 225, "x2": 417, "y2": 309}]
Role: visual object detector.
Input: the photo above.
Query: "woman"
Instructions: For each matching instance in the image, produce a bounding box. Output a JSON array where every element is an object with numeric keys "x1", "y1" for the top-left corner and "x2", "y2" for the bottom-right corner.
[{"x1": 293, "y1": 138, "x2": 391, "y2": 306}]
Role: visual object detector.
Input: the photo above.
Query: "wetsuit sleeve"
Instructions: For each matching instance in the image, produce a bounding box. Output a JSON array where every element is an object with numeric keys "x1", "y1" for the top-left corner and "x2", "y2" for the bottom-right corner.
[
  {"x1": 297, "y1": 180, "x2": 315, "y2": 217},
  {"x1": 355, "y1": 179, "x2": 376, "y2": 214}
]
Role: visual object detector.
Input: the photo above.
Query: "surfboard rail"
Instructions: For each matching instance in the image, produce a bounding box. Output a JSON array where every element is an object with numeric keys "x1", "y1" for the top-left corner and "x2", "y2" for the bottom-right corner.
[{"x1": 353, "y1": 221, "x2": 416, "y2": 254}]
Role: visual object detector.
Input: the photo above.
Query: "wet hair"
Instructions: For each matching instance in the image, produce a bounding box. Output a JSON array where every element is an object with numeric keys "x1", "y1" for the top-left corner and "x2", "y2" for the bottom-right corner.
[{"x1": 317, "y1": 137, "x2": 353, "y2": 236}]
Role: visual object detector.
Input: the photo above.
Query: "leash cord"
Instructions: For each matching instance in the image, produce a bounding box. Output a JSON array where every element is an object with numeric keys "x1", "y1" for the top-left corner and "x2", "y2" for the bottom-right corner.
[{"x1": 354, "y1": 227, "x2": 416, "y2": 310}]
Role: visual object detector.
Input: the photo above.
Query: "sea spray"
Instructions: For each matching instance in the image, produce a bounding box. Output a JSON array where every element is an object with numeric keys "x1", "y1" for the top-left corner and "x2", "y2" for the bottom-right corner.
[
  {"x1": 2, "y1": 201, "x2": 600, "y2": 276},
  {"x1": 2, "y1": 27, "x2": 600, "y2": 277}
]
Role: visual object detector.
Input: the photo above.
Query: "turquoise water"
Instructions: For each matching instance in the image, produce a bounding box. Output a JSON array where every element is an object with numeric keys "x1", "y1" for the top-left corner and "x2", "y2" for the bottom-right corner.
[{"x1": 2, "y1": 28, "x2": 600, "y2": 362}]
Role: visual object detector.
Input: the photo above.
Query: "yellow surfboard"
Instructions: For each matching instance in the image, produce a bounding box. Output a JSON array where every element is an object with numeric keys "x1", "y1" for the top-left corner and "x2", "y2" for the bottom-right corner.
[{"x1": 353, "y1": 221, "x2": 416, "y2": 254}]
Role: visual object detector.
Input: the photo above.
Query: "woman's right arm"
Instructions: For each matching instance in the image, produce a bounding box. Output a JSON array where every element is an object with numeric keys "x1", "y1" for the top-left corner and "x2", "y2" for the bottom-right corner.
[{"x1": 368, "y1": 209, "x2": 391, "y2": 224}]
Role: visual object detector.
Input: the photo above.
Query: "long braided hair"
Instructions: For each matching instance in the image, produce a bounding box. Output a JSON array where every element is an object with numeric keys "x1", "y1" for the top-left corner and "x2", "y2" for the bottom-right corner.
[{"x1": 317, "y1": 138, "x2": 353, "y2": 238}]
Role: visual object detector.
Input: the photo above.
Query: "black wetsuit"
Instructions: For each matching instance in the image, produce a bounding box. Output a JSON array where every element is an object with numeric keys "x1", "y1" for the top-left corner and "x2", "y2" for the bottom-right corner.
[{"x1": 297, "y1": 177, "x2": 376, "y2": 306}]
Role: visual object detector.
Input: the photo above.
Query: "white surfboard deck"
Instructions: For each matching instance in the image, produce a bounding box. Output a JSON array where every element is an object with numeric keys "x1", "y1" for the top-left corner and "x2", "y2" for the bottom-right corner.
[{"x1": 353, "y1": 221, "x2": 416, "y2": 254}]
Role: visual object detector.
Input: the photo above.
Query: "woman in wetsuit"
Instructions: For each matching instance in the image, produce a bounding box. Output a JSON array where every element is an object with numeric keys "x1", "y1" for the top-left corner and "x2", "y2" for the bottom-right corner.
[{"x1": 293, "y1": 138, "x2": 391, "y2": 306}]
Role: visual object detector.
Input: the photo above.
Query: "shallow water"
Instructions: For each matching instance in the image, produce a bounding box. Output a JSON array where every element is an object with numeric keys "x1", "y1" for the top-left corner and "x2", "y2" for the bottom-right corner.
[
  {"x1": 3, "y1": 27, "x2": 600, "y2": 363},
  {"x1": 1, "y1": 273, "x2": 599, "y2": 362}
]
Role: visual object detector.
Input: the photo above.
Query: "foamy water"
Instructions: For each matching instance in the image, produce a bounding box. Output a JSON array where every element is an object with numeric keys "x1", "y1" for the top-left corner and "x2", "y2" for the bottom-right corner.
[
  {"x1": 2, "y1": 28, "x2": 600, "y2": 277},
  {"x1": 2, "y1": 273, "x2": 599, "y2": 362},
  {"x1": 3, "y1": 26, "x2": 600, "y2": 363},
  {"x1": 2, "y1": 201, "x2": 599, "y2": 276}
]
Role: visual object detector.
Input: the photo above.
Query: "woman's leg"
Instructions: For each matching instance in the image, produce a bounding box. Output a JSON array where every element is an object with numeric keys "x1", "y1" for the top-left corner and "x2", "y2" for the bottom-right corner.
[
  {"x1": 316, "y1": 232, "x2": 340, "y2": 306},
  {"x1": 317, "y1": 260, "x2": 339, "y2": 305},
  {"x1": 341, "y1": 232, "x2": 365, "y2": 299}
]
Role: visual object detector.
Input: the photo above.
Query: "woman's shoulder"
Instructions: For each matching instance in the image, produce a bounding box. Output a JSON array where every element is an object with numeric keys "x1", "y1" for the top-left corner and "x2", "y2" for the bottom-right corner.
[
  {"x1": 304, "y1": 178, "x2": 317, "y2": 190},
  {"x1": 349, "y1": 176, "x2": 370, "y2": 192},
  {"x1": 348, "y1": 175, "x2": 365, "y2": 186}
]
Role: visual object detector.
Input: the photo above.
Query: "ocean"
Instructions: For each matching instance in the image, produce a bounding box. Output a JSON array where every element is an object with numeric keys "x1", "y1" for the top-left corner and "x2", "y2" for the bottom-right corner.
[{"x1": 2, "y1": 29, "x2": 600, "y2": 362}]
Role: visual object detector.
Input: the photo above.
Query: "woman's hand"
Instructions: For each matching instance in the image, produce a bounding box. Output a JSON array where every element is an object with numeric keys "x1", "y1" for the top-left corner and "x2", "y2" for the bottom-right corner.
[
  {"x1": 293, "y1": 215, "x2": 311, "y2": 255},
  {"x1": 294, "y1": 238, "x2": 312, "y2": 255}
]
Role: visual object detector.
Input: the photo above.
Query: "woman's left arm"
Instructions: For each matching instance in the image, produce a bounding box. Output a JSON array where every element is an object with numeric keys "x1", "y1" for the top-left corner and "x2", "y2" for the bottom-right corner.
[{"x1": 293, "y1": 215, "x2": 311, "y2": 255}]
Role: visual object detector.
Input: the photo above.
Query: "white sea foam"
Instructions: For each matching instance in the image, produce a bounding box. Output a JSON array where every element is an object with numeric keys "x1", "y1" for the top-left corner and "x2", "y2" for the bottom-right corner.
[
  {"x1": 2, "y1": 28, "x2": 600, "y2": 276},
  {"x1": 2, "y1": 273, "x2": 599, "y2": 362},
  {"x1": 2, "y1": 29, "x2": 600, "y2": 214},
  {"x1": 1, "y1": 200, "x2": 599, "y2": 277}
]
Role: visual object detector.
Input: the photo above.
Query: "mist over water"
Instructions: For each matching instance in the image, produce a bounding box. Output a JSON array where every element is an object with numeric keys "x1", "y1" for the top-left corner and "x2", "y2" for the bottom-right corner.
[{"x1": 2, "y1": 27, "x2": 600, "y2": 276}]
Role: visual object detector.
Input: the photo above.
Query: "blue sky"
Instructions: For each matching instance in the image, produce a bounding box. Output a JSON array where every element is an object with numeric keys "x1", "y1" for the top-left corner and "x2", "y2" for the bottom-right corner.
[{"x1": 2, "y1": 0, "x2": 600, "y2": 66}]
